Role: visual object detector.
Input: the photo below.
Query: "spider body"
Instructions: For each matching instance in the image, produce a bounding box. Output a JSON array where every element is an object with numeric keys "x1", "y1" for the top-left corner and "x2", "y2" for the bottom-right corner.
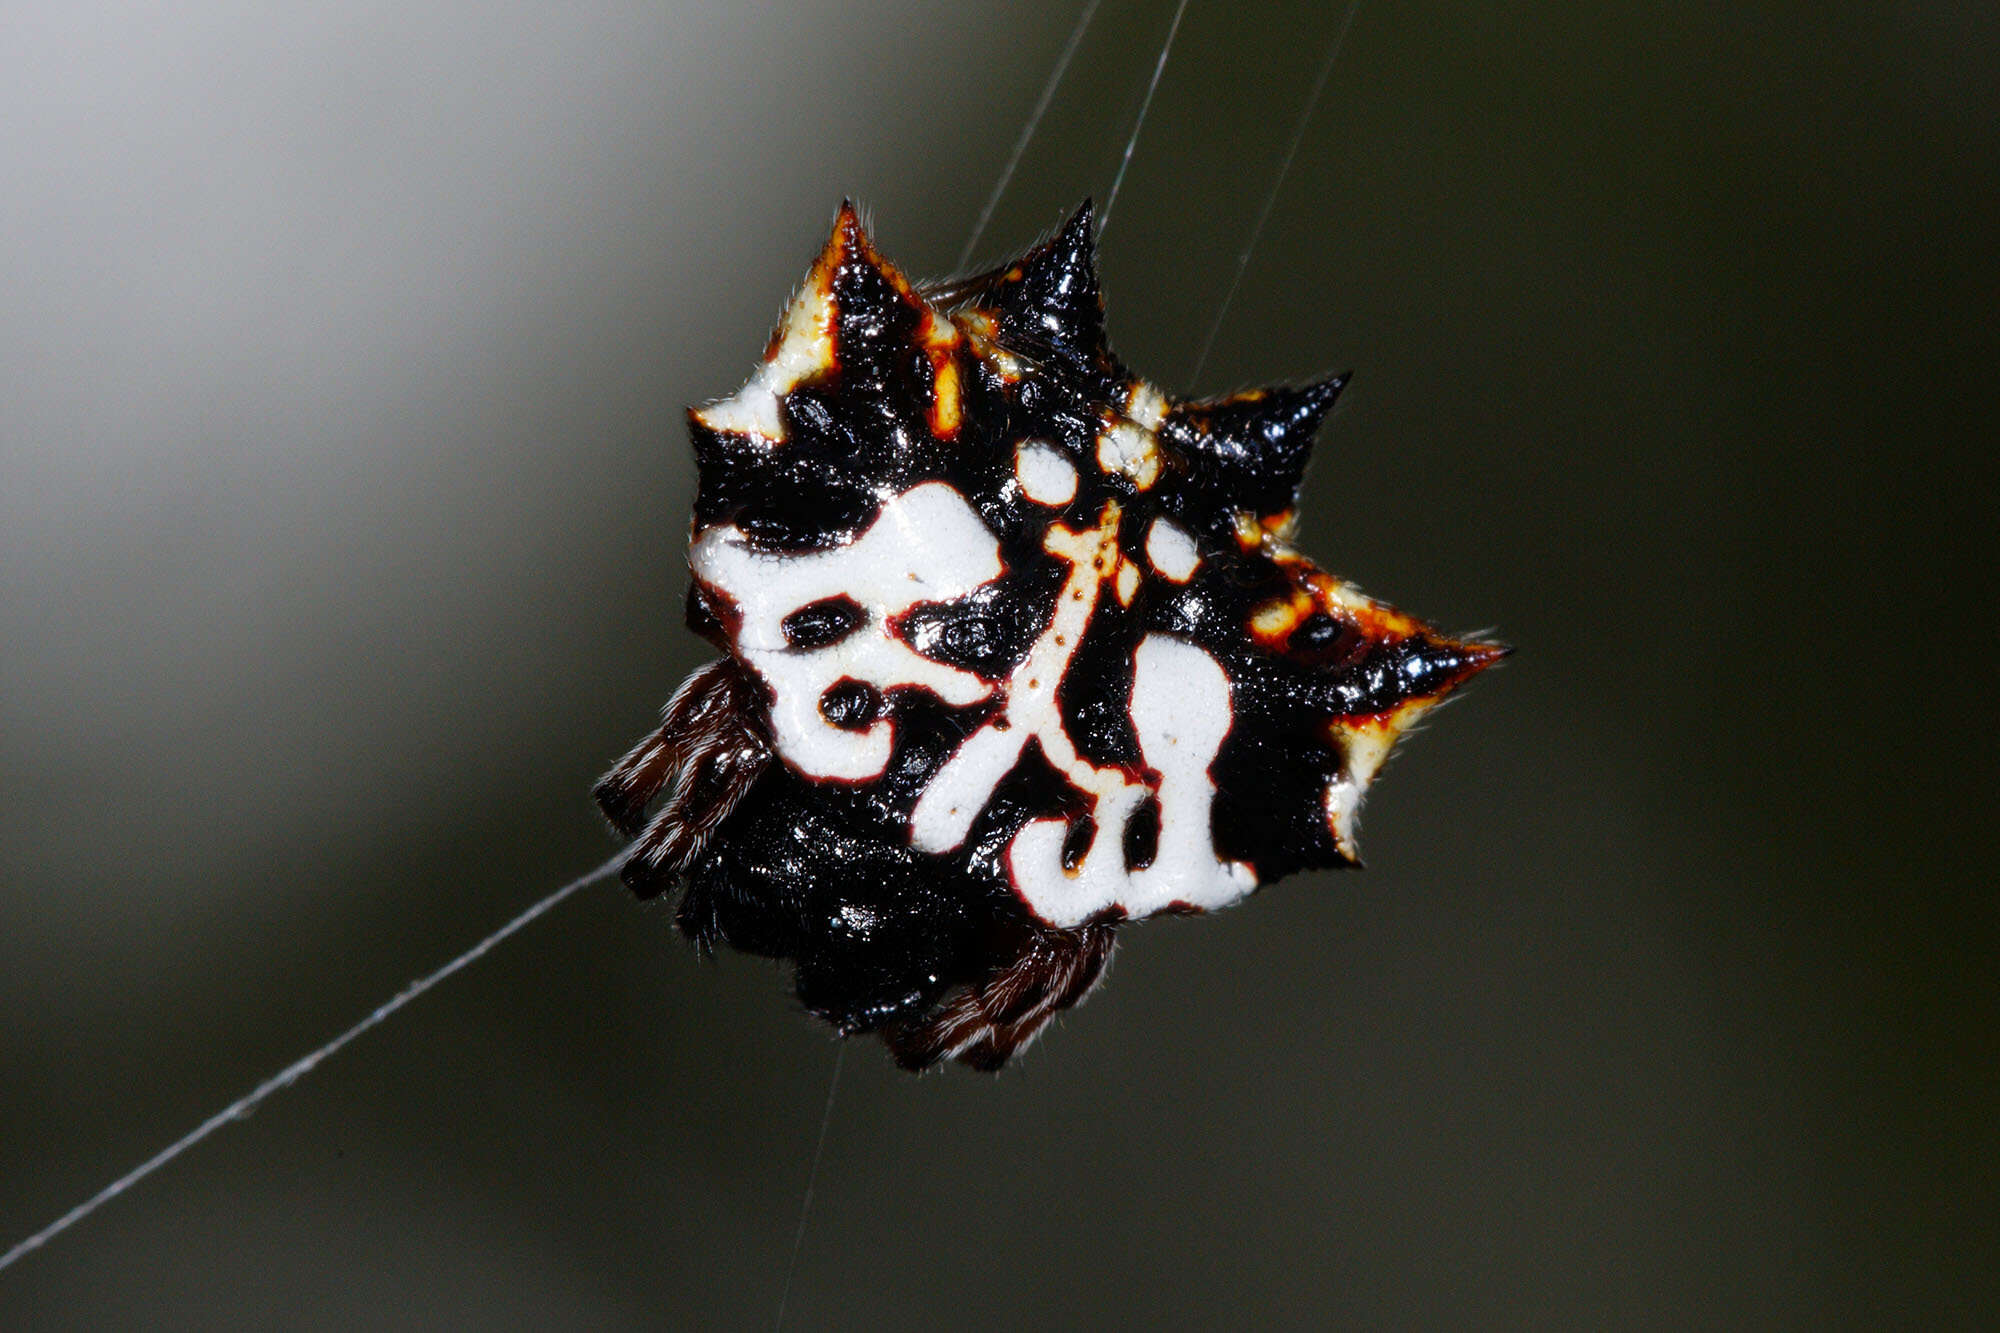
[{"x1": 598, "y1": 203, "x2": 1502, "y2": 1069}]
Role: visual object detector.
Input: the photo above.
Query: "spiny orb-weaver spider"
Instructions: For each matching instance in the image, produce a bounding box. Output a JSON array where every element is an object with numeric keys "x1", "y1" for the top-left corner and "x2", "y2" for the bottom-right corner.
[{"x1": 598, "y1": 202, "x2": 1503, "y2": 1070}]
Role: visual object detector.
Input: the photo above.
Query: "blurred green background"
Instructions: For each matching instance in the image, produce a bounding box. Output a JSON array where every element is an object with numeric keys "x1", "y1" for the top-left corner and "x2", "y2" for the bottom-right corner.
[{"x1": 2, "y1": 0, "x2": 1992, "y2": 1326}]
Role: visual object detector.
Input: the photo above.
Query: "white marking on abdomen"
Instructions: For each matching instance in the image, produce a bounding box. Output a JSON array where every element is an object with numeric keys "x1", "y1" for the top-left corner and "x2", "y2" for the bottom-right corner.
[
  {"x1": 907, "y1": 718, "x2": 1027, "y2": 853},
  {"x1": 909, "y1": 499, "x2": 1250, "y2": 926},
  {"x1": 692, "y1": 264, "x2": 836, "y2": 443},
  {"x1": 1014, "y1": 440, "x2": 1078, "y2": 505},
  {"x1": 1323, "y1": 701, "x2": 1435, "y2": 860},
  {"x1": 700, "y1": 478, "x2": 1251, "y2": 926},
  {"x1": 692, "y1": 482, "x2": 1002, "y2": 781},
  {"x1": 909, "y1": 503, "x2": 1120, "y2": 853},
  {"x1": 1145, "y1": 517, "x2": 1201, "y2": 582},
  {"x1": 1009, "y1": 635, "x2": 1253, "y2": 926}
]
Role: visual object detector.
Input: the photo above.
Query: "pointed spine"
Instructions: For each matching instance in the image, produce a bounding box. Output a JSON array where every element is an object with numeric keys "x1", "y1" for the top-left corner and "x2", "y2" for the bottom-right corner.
[{"x1": 1167, "y1": 372, "x2": 1350, "y2": 516}]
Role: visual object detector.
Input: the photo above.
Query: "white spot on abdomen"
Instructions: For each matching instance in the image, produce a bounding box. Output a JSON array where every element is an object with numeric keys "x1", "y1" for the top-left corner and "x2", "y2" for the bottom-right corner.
[
  {"x1": 1014, "y1": 440, "x2": 1078, "y2": 505},
  {"x1": 1145, "y1": 517, "x2": 1201, "y2": 582},
  {"x1": 1127, "y1": 381, "x2": 1169, "y2": 430},
  {"x1": 1095, "y1": 418, "x2": 1159, "y2": 488}
]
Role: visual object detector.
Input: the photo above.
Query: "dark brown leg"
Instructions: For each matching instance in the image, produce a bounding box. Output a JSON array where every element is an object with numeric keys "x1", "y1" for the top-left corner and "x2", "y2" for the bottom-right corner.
[
  {"x1": 882, "y1": 920, "x2": 1118, "y2": 1071},
  {"x1": 594, "y1": 658, "x2": 770, "y2": 898}
]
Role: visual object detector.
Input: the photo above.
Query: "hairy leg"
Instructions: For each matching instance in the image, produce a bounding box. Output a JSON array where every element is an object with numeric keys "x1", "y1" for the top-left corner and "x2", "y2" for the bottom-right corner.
[{"x1": 594, "y1": 658, "x2": 770, "y2": 898}]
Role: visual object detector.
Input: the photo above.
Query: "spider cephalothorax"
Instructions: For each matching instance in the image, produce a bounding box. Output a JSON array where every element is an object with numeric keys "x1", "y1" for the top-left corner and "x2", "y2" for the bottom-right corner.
[{"x1": 598, "y1": 203, "x2": 1503, "y2": 1069}]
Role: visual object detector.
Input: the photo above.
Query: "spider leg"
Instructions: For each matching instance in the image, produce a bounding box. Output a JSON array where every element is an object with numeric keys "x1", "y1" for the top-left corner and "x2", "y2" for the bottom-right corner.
[
  {"x1": 883, "y1": 919, "x2": 1117, "y2": 1071},
  {"x1": 594, "y1": 727, "x2": 681, "y2": 840},
  {"x1": 596, "y1": 658, "x2": 771, "y2": 897},
  {"x1": 623, "y1": 735, "x2": 768, "y2": 899},
  {"x1": 593, "y1": 658, "x2": 752, "y2": 834}
]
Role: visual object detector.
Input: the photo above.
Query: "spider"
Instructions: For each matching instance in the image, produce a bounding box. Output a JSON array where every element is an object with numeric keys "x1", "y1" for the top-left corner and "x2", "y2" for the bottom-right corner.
[{"x1": 597, "y1": 201, "x2": 1503, "y2": 1070}]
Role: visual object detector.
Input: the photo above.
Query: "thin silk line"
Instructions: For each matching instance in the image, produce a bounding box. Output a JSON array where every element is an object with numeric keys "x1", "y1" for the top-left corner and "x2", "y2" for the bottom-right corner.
[
  {"x1": 957, "y1": 0, "x2": 1104, "y2": 273},
  {"x1": 1098, "y1": 0, "x2": 1194, "y2": 237},
  {"x1": 772, "y1": 1042, "x2": 846, "y2": 1332},
  {"x1": 1188, "y1": 0, "x2": 1366, "y2": 385},
  {"x1": 0, "y1": 853, "x2": 624, "y2": 1274}
]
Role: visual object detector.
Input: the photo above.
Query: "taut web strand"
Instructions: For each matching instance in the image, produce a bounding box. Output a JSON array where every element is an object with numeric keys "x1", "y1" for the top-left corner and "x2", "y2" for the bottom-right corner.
[
  {"x1": 957, "y1": 0, "x2": 1104, "y2": 273},
  {"x1": 0, "y1": 853, "x2": 624, "y2": 1273},
  {"x1": 1189, "y1": 0, "x2": 1367, "y2": 385},
  {"x1": 1099, "y1": 0, "x2": 1194, "y2": 236}
]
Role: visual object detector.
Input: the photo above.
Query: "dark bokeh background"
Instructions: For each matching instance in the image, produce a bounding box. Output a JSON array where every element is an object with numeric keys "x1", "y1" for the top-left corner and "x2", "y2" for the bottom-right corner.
[{"x1": 3, "y1": 1, "x2": 1993, "y2": 1326}]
